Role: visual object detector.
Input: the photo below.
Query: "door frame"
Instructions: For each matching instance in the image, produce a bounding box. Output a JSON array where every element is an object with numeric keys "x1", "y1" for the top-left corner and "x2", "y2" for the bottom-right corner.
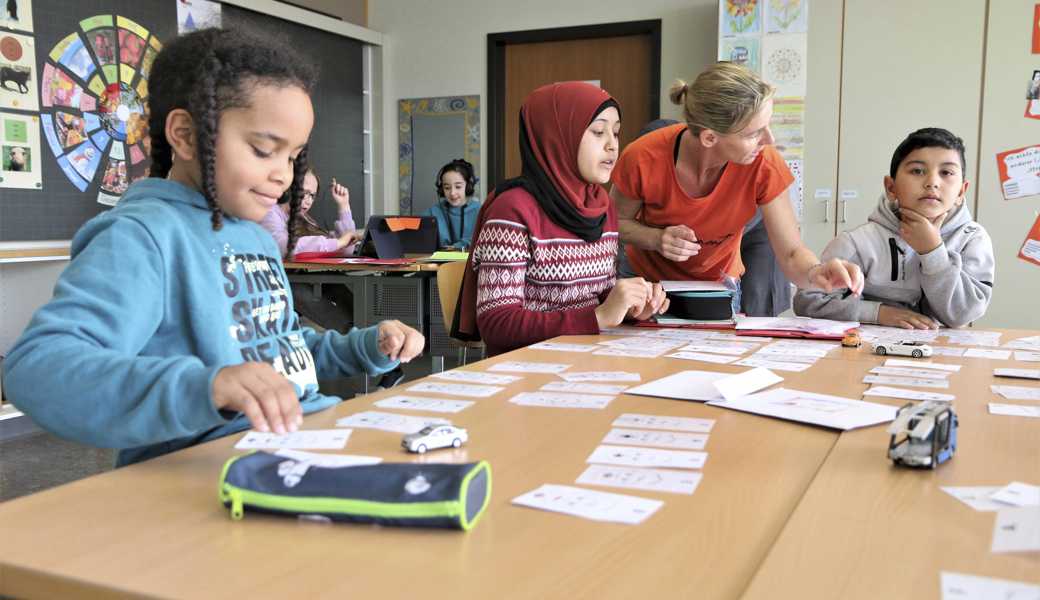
[{"x1": 486, "y1": 20, "x2": 662, "y2": 190}]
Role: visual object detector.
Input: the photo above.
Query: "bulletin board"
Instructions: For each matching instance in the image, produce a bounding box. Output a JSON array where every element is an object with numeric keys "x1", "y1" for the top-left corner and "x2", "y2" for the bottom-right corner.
[{"x1": 0, "y1": 0, "x2": 365, "y2": 243}]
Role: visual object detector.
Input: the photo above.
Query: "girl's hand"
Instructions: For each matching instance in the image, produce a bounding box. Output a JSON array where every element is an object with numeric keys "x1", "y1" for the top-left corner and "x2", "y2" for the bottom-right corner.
[
  {"x1": 808, "y1": 259, "x2": 864, "y2": 295},
  {"x1": 595, "y1": 278, "x2": 651, "y2": 328},
  {"x1": 878, "y1": 305, "x2": 939, "y2": 330},
  {"x1": 337, "y1": 230, "x2": 364, "y2": 249},
  {"x1": 898, "y1": 207, "x2": 944, "y2": 255},
  {"x1": 629, "y1": 282, "x2": 670, "y2": 321},
  {"x1": 658, "y1": 225, "x2": 701, "y2": 261},
  {"x1": 377, "y1": 320, "x2": 424, "y2": 362},
  {"x1": 212, "y1": 362, "x2": 301, "y2": 435},
  {"x1": 330, "y1": 178, "x2": 350, "y2": 211}
]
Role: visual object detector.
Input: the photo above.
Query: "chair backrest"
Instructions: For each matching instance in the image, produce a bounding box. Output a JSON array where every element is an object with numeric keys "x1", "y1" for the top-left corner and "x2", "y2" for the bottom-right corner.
[{"x1": 436, "y1": 260, "x2": 468, "y2": 334}]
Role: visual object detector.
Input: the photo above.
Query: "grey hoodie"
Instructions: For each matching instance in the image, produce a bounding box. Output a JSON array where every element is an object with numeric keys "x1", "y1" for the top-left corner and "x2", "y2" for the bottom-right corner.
[{"x1": 794, "y1": 193, "x2": 994, "y2": 328}]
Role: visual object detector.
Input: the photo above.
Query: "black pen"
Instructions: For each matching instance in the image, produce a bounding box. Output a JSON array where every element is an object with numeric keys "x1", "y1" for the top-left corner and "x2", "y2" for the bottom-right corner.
[{"x1": 841, "y1": 288, "x2": 854, "y2": 299}]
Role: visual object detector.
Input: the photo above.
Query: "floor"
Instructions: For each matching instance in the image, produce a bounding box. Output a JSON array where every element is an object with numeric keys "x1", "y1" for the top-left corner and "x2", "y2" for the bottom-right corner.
[{"x1": 0, "y1": 355, "x2": 459, "y2": 503}]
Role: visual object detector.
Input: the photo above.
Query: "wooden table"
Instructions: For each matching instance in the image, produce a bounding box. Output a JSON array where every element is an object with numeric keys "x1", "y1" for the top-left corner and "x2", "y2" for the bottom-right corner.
[{"x1": 1, "y1": 330, "x2": 1037, "y2": 599}]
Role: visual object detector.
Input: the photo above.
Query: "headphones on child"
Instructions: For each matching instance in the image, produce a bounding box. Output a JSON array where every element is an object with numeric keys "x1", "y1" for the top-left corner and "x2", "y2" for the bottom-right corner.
[{"x1": 435, "y1": 159, "x2": 477, "y2": 198}]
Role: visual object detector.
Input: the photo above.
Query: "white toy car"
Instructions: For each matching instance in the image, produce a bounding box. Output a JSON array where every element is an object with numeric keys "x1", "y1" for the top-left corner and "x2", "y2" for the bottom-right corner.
[
  {"x1": 402, "y1": 424, "x2": 468, "y2": 454},
  {"x1": 872, "y1": 340, "x2": 933, "y2": 358}
]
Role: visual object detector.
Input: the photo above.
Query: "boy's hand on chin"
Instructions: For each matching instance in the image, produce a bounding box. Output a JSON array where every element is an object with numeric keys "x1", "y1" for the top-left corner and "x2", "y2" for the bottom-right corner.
[{"x1": 898, "y1": 207, "x2": 944, "y2": 255}]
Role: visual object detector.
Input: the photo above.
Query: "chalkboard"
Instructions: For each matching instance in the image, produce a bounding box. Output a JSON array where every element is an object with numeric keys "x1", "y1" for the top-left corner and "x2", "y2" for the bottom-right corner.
[{"x1": 0, "y1": 0, "x2": 364, "y2": 242}]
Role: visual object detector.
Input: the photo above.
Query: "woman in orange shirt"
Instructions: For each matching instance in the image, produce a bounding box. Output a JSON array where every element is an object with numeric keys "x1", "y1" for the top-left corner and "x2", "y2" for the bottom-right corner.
[{"x1": 611, "y1": 63, "x2": 863, "y2": 306}]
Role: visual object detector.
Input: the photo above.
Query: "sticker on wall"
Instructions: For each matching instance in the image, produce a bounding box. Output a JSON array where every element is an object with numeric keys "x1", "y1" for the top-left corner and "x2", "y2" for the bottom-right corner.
[
  {"x1": 1026, "y1": 69, "x2": 1040, "y2": 120},
  {"x1": 1019, "y1": 213, "x2": 1040, "y2": 268},
  {"x1": 40, "y1": 15, "x2": 159, "y2": 201},
  {"x1": 177, "y1": 0, "x2": 221, "y2": 34},
  {"x1": 0, "y1": 109, "x2": 41, "y2": 188},
  {"x1": 1033, "y1": 4, "x2": 1040, "y2": 54},
  {"x1": 719, "y1": 36, "x2": 760, "y2": 73},
  {"x1": 766, "y1": 0, "x2": 808, "y2": 34},
  {"x1": 996, "y1": 144, "x2": 1040, "y2": 201},
  {"x1": 1, "y1": 0, "x2": 33, "y2": 34},
  {"x1": 720, "y1": 0, "x2": 761, "y2": 37},
  {"x1": 0, "y1": 31, "x2": 38, "y2": 111},
  {"x1": 762, "y1": 33, "x2": 807, "y2": 97}
]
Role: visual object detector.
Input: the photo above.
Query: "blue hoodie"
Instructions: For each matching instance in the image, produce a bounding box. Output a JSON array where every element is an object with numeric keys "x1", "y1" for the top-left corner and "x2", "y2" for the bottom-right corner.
[
  {"x1": 423, "y1": 198, "x2": 481, "y2": 249},
  {"x1": 3, "y1": 178, "x2": 398, "y2": 465}
]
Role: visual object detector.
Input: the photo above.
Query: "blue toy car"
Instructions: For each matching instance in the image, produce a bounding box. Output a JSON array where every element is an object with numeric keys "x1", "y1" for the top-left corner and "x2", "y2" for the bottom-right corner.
[{"x1": 887, "y1": 401, "x2": 957, "y2": 468}]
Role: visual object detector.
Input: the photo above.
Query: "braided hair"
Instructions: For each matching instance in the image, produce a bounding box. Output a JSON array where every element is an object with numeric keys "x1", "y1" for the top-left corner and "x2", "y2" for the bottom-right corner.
[{"x1": 147, "y1": 27, "x2": 317, "y2": 231}]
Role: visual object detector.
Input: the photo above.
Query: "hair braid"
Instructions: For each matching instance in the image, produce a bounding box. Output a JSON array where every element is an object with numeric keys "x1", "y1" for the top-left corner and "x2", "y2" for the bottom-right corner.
[
  {"x1": 192, "y1": 52, "x2": 224, "y2": 230},
  {"x1": 285, "y1": 146, "x2": 310, "y2": 260},
  {"x1": 147, "y1": 120, "x2": 173, "y2": 178}
]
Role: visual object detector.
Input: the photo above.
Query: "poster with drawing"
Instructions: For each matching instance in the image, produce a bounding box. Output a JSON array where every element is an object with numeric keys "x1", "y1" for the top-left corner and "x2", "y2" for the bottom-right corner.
[
  {"x1": 1, "y1": 0, "x2": 32, "y2": 34},
  {"x1": 996, "y1": 144, "x2": 1040, "y2": 201},
  {"x1": 1019, "y1": 214, "x2": 1040, "y2": 268},
  {"x1": 765, "y1": 0, "x2": 808, "y2": 34},
  {"x1": 720, "y1": 0, "x2": 761, "y2": 37},
  {"x1": 177, "y1": 0, "x2": 221, "y2": 34},
  {"x1": 719, "y1": 37, "x2": 760, "y2": 73},
  {"x1": 1026, "y1": 69, "x2": 1040, "y2": 120},
  {"x1": 771, "y1": 96, "x2": 804, "y2": 160},
  {"x1": 0, "y1": 110, "x2": 41, "y2": 188},
  {"x1": 0, "y1": 31, "x2": 37, "y2": 111},
  {"x1": 762, "y1": 33, "x2": 807, "y2": 97}
]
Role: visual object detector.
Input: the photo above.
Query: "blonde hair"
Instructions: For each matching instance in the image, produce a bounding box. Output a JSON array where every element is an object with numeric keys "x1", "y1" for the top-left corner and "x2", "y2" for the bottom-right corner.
[{"x1": 669, "y1": 62, "x2": 775, "y2": 136}]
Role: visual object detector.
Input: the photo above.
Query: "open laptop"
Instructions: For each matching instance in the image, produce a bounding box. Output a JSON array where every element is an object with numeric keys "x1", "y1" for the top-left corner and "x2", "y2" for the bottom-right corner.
[{"x1": 359, "y1": 215, "x2": 439, "y2": 258}]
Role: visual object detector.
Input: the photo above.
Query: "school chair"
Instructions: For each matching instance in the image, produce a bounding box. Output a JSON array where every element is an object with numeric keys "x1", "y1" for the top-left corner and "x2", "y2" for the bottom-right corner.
[{"x1": 436, "y1": 260, "x2": 485, "y2": 366}]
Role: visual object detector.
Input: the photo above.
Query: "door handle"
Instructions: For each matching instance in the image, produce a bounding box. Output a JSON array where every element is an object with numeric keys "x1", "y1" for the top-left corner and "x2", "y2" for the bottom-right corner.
[
  {"x1": 822, "y1": 200, "x2": 831, "y2": 223},
  {"x1": 839, "y1": 199, "x2": 848, "y2": 223}
]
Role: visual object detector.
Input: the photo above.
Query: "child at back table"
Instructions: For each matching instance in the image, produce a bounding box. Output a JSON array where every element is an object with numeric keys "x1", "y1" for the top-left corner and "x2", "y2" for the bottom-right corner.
[
  {"x1": 2, "y1": 28, "x2": 423, "y2": 466},
  {"x1": 795, "y1": 128, "x2": 994, "y2": 328}
]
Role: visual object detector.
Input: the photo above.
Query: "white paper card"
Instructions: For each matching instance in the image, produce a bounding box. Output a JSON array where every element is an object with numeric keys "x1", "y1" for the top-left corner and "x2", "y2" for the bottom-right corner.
[
  {"x1": 989, "y1": 403, "x2": 1040, "y2": 418},
  {"x1": 528, "y1": 341, "x2": 600, "y2": 353},
  {"x1": 509, "y1": 391, "x2": 614, "y2": 409},
  {"x1": 677, "y1": 343, "x2": 757, "y2": 356},
  {"x1": 587, "y1": 444, "x2": 707, "y2": 470},
  {"x1": 272, "y1": 449, "x2": 382, "y2": 468},
  {"x1": 1013, "y1": 351, "x2": 1040, "y2": 362},
  {"x1": 431, "y1": 370, "x2": 521, "y2": 385},
  {"x1": 236, "y1": 429, "x2": 351, "y2": 450},
  {"x1": 598, "y1": 337, "x2": 684, "y2": 352},
  {"x1": 735, "y1": 356, "x2": 813, "y2": 372},
  {"x1": 863, "y1": 375, "x2": 950, "y2": 389},
  {"x1": 713, "y1": 367, "x2": 784, "y2": 402},
  {"x1": 885, "y1": 358, "x2": 961, "y2": 372},
  {"x1": 626, "y1": 370, "x2": 727, "y2": 402},
  {"x1": 511, "y1": 484, "x2": 663, "y2": 525},
  {"x1": 869, "y1": 366, "x2": 951, "y2": 379},
  {"x1": 593, "y1": 346, "x2": 668, "y2": 359},
  {"x1": 964, "y1": 348, "x2": 1012, "y2": 360},
  {"x1": 577, "y1": 464, "x2": 703, "y2": 495},
  {"x1": 991, "y1": 385, "x2": 1040, "y2": 401},
  {"x1": 991, "y1": 507, "x2": 1040, "y2": 553},
  {"x1": 708, "y1": 388, "x2": 897, "y2": 430},
  {"x1": 990, "y1": 482, "x2": 1040, "y2": 507},
  {"x1": 374, "y1": 395, "x2": 474, "y2": 414},
  {"x1": 940, "y1": 486, "x2": 1012, "y2": 512},
  {"x1": 666, "y1": 351, "x2": 739, "y2": 364},
  {"x1": 602, "y1": 428, "x2": 708, "y2": 450},
  {"x1": 940, "y1": 571, "x2": 1040, "y2": 600},
  {"x1": 995, "y1": 368, "x2": 1040, "y2": 380},
  {"x1": 559, "y1": 371, "x2": 641, "y2": 382},
  {"x1": 613, "y1": 413, "x2": 715, "y2": 433},
  {"x1": 943, "y1": 330, "x2": 1002, "y2": 346},
  {"x1": 541, "y1": 381, "x2": 630, "y2": 395},
  {"x1": 863, "y1": 386, "x2": 955, "y2": 402},
  {"x1": 336, "y1": 411, "x2": 448, "y2": 434},
  {"x1": 408, "y1": 381, "x2": 503, "y2": 397},
  {"x1": 930, "y1": 346, "x2": 967, "y2": 357},
  {"x1": 489, "y1": 361, "x2": 571, "y2": 373}
]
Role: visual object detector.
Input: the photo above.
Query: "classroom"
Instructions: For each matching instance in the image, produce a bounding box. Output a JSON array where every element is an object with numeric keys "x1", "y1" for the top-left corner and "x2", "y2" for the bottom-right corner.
[{"x1": 0, "y1": 0, "x2": 1038, "y2": 598}]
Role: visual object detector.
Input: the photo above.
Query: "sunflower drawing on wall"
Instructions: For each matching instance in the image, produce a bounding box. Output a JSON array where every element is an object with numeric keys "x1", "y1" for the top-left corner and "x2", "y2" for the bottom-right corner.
[{"x1": 722, "y1": 0, "x2": 760, "y2": 36}]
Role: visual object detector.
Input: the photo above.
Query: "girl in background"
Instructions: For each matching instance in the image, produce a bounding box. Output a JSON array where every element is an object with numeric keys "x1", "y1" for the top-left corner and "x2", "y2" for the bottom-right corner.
[{"x1": 424, "y1": 158, "x2": 481, "y2": 250}]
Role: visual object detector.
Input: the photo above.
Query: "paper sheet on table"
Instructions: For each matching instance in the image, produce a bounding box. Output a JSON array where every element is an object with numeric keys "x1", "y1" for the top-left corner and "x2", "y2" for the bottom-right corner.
[
  {"x1": 736, "y1": 356, "x2": 813, "y2": 372},
  {"x1": 939, "y1": 571, "x2": 1040, "y2": 599},
  {"x1": 1014, "y1": 351, "x2": 1040, "y2": 362},
  {"x1": 577, "y1": 465, "x2": 702, "y2": 495},
  {"x1": 863, "y1": 375, "x2": 950, "y2": 389},
  {"x1": 488, "y1": 361, "x2": 571, "y2": 373},
  {"x1": 991, "y1": 507, "x2": 1040, "y2": 553},
  {"x1": 941, "y1": 486, "x2": 1013, "y2": 512},
  {"x1": 989, "y1": 403, "x2": 1040, "y2": 418},
  {"x1": 336, "y1": 411, "x2": 448, "y2": 433},
  {"x1": 272, "y1": 449, "x2": 382, "y2": 468},
  {"x1": 666, "y1": 351, "x2": 739, "y2": 364},
  {"x1": 593, "y1": 346, "x2": 669, "y2": 358},
  {"x1": 528, "y1": 341, "x2": 600, "y2": 353},
  {"x1": 943, "y1": 330, "x2": 1002, "y2": 346},
  {"x1": 995, "y1": 368, "x2": 1040, "y2": 380},
  {"x1": 587, "y1": 444, "x2": 707, "y2": 470},
  {"x1": 559, "y1": 371, "x2": 641, "y2": 382},
  {"x1": 713, "y1": 367, "x2": 783, "y2": 401},
  {"x1": 885, "y1": 358, "x2": 962, "y2": 371},
  {"x1": 431, "y1": 370, "x2": 522, "y2": 385},
  {"x1": 863, "y1": 386, "x2": 954, "y2": 402},
  {"x1": 735, "y1": 315, "x2": 858, "y2": 336},
  {"x1": 541, "y1": 381, "x2": 630, "y2": 395},
  {"x1": 991, "y1": 385, "x2": 1040, "y2": 401},
  {"x1": 602, "y1": 428, "x2": 708, "y2": 450},
  {"x1": 869, "y1": 366, "x2": 951, "y2": 379},
  {"x1": 508, "y1": 391, "x2": 614, "y2": 409},
  {"x1": 963, "y1": 348, "x2": 1012, "y2": 360},
  {"x1": 625, "y1": 370, "x2": 728, "y2": 402},
  {"x1": 511, "y1": 484, "x2": 663, "y2": 525},
  {"x1": 990, "y1": 482, "x2": 1040, "y2": 507},
  {"x1": 677, "y1": 342, "x2": 757, "y2": 356},
  {"x1": 707, "y1": 388, "x2": 897, "y2": 430},
  {"x1": 613, "y1": 413, "x2": 715, "y2": 433},
  {"x1": 374, "y1": 395, "x2": 474, "y2": 414},
  {"x1": 1005, "y1": 335, "x2": 1040, "y2": 350},
  {"x1": 236, "y1": 429, "x2": 351, "y2": 450},
  {"x1": 408, "y1": 381, "x2": 504, "y2": 397},
  {"x1": 930, "y1": 346, "x2": 967, "y2": 357}
]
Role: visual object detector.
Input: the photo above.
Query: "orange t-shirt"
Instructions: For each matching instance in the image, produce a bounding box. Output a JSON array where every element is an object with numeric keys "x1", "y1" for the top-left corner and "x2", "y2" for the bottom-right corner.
[{"x1": 611, "y1": 124, "x2": 794, "y2": 281}]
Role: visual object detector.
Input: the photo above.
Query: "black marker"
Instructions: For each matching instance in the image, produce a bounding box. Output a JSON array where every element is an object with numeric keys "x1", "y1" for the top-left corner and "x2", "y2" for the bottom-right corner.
[{"x1": 841, "y1": 289, "x2": 854, "y2": 299}]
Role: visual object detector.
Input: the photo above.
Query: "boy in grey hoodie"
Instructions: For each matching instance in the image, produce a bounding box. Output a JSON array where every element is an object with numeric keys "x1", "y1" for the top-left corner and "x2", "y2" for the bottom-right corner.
[{"x1": 795, "y1": 128, "x2": 994, "y2": 329}]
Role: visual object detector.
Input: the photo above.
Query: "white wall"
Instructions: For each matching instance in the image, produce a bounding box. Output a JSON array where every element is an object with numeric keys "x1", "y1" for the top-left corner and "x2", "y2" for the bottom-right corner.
[{"x1": 368, "y1": 0, "x2": 719, "y2": 213}]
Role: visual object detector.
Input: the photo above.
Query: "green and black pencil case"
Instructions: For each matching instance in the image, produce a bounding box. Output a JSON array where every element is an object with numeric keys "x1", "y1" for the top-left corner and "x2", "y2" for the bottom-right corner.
[{"x1": 218, "y1": 451, "x2": 492, "y2": 531}]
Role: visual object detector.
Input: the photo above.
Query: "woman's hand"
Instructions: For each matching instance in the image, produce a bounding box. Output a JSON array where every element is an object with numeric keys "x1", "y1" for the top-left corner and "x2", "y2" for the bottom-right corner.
[
  {"x1": 595, "y1": 278, "x2": 651, "y2": 328},
  {"x1": 808, "y1": 259, "x2": 864, "y2": 295},
  {"x1": 330, "y1": 177, "x2": 350, "y2": 211},
  {"x1": 212, "y1": 362, "x2": 301, "y2": 435},
  {"x1": 629, "y1": 282, "x2": 669, "y2": 321},
  {"x1": 658, "y1": 225, "x2": 701, "y2": 261},
  {"x1": 377, "y1": 320, "x2": 424, "y2": 362}
]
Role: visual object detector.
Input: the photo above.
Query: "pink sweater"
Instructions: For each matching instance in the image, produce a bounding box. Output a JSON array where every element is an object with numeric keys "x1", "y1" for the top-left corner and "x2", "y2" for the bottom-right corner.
[
  {"x1": 260, "y1": 206, "x2": 357, "y2": 256},
  {"x1": 472, "y1": 187, "x2": 618, "y2": 355}
]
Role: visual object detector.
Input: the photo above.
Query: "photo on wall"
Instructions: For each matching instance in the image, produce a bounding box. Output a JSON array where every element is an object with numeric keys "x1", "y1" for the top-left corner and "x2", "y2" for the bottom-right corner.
[
  {"x1": 1, "y1": 0, "x2": 33, "y2": 34},
  {"x1": 0, "y1": 31, "x2": 38, "y2": 111},
  {"x1": 0, "y1": 109, "x2": 42, "y2": 189}
]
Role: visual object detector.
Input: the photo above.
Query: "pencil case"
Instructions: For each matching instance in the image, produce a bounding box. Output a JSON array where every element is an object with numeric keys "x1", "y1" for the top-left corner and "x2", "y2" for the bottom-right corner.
[
  {"x1": 218, "y1": 451, "x2": 492, "y2": 531},
  {"x1": 665, "y1": 290, "x2": 734, "y2": 320}
]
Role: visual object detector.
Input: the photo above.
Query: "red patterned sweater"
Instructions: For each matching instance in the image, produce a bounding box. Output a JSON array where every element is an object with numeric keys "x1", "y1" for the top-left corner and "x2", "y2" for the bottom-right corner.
[{"x1": 472, "y1": 187, "x2": 619, "y2": 355}]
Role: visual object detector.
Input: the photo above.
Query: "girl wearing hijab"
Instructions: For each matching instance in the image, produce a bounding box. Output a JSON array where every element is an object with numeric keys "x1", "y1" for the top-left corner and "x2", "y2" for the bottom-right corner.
[{"x1": 453, "y1": 82, "x2": 668, "y2": 356}]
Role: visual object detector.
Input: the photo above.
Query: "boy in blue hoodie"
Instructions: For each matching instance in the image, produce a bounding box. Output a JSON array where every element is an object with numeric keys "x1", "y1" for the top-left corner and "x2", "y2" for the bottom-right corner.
[
  {"x1": 2, "y1": 28, "x2": 423, "y2": 466},
  {"x1": 424, "y1": 158, "x2": 481, "y2": 250}
]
